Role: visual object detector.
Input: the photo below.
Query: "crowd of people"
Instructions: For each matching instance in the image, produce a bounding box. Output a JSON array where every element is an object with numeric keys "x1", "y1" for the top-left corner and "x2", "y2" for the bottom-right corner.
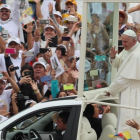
[
  {"x1": 0, "y1": 0, "x2": 140, "y2": 139},
  {"x1": 0, "y1": 0, "x2": 81, "y2": 119}
]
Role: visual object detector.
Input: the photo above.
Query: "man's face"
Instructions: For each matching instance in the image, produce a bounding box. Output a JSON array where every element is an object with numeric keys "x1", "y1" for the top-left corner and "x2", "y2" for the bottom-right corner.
[
  {"x1": 8, "y1": 41, "x2": 20, "y2": 55},
  {"x1": 56, "y1": 117, "x2": 66, "y2": 131},
  {"x1": 122, "y1": 34, "x2": 136, "y2": 50},
  {"x1": 34, "y1": 64, "x2": 46, "y2": 79},
  {"x1": 66, "y1": 21, "x2": 75, "y2": 31},
  {"x1": 44, "y1": 28, "x2": 56, "y2": 38},
  {"x1": 0, "y1": 8, "x2": 10, "y2": 21},
  {"x1": 0, "y1": 80, "x2": 6, "y2": 95}
]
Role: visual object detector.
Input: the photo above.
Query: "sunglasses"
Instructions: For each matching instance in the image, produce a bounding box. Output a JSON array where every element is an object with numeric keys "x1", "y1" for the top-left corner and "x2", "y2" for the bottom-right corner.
[{"x1": 0, "y1": 10, "x2": 10, "y2": 13}]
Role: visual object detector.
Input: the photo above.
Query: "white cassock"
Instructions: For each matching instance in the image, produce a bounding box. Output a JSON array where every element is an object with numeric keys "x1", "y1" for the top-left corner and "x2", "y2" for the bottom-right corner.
[{"x1": 106, "y1": 41, "x2": 140, "y2": 139}]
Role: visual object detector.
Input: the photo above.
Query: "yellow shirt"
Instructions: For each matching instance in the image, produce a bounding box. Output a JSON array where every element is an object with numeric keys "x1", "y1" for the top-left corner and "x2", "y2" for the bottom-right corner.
[{"x1": 28, "y1": 0, "x2": 34, "y2": 2}]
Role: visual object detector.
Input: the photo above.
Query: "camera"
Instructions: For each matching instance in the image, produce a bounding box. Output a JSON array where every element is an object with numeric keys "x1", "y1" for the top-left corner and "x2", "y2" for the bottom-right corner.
[
  {"x1": 61, "y1": 9, "x2": 69, "y2": 14},
  {"x1": 24, "y1": 71, "x2": 31, "y2": 76},
  {"x1": 10, "y1": 66, "x2": 19, "y2": 72},
  {"x1": 16, "y1": 93, "x2": 24, "y2": 101}
]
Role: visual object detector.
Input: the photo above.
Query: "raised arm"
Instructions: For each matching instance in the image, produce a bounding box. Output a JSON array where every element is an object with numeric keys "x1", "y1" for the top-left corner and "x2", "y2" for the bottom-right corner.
[
  {"x1": 34, "y1": 0, "x2": 43, "y2": 19},
  {"x1": 2, "y1": 71, "x2": 20, "y2": 94},
  {"x1": 49, "y1": 2, "x2": 59, "y2": 28},
  {"x1": 11, "y1": 0, "x2": 21, "y2": 26},
  {"x1": 128, "y1": 4, "x2": 140, "y2": 13},
  {"x1": 23, "y1": 22, "x2": 34, "y2": 50},
  {"x1": 25, "y1": 28, "x2": 40, "y2": 63},
  {"x1": 54, "y1": 0, "x2": 62, "y2": 12}
]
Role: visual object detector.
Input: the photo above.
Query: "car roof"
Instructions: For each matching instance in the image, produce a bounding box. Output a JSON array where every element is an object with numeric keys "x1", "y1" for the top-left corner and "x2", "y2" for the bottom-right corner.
[{"x1": 0, "y1": 96, "x2": 82, "y2": 129}]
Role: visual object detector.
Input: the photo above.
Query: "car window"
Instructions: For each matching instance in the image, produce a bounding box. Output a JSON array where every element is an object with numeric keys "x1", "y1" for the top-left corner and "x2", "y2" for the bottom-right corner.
[{"x1": 5, "y1": 108, "x2": 72, "y2": 140}]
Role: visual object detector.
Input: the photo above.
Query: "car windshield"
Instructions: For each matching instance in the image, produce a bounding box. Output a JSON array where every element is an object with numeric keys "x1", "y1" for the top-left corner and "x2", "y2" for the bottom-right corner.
[{"x1": 8, "y1": 112, "x2": 48, "y2": 132}]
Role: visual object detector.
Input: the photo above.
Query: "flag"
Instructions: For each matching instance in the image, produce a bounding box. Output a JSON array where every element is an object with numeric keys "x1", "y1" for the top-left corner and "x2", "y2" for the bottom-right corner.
[{"x1": 109, "y1": 131, "x2": 132, "y2": 140}]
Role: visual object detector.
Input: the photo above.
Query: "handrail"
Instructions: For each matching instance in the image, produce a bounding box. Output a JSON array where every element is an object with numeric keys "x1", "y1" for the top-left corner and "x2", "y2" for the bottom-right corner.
[{"x1": 85, "y1": 100, "x2": 140, "y2": 111}]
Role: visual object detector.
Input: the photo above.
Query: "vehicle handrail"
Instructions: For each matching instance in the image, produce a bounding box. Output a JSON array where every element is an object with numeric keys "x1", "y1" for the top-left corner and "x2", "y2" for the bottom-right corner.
[{"x1": 85, "y1": 100, "x2": 140, "y2": 111}]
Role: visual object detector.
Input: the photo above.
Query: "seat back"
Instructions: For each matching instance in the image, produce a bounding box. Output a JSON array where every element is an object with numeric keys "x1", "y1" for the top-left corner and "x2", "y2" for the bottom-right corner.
[
  {"x1": 98, "y1": 113, "x2": 117, "y2": 140},
  {"x1": 80, "y1": 117, "x2": 97, "y2": 140}
]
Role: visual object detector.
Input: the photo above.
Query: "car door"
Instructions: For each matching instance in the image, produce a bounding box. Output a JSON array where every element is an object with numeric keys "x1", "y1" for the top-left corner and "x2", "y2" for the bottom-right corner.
[{"x1": 1, "y1": 105, "x2": 81, "y2": 140}]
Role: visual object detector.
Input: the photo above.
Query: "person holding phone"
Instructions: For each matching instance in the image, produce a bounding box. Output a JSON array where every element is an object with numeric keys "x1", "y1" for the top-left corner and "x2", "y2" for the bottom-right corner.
[
  {"x1": 0, "y1": 2, "x2": 21, "y2": 38},
  {"x1": 15, "y1": 64, "x2": 42, "y2": 112},
  {"x1": 48, "y1": 2, "x2": 66, "y2": 34},
  {"x1": 0, "y1": 29, "x2": 40, "y2": 81},
  {"x1": 40, "y1": 18, "x2": 62, "y2": 55},
  {"x1": 55, "y1": 0, "x2": 82, "y2": 22}
]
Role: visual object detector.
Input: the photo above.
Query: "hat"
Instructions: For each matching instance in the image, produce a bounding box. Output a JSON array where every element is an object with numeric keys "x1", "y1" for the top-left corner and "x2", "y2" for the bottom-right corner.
[
  {"x1": 123, "y1": 29, "x2": 137, "y2": 37},
  {"x1": 8, "y1": 36, "x2": 21, "y2": 45},
  {"x1": 25, "y1": 99, "x2": 37, "y2": 107},
  {"x1": 65, "y1": 0, "x2": 77, "y2": 6},
  {"x1": 33, "y1": 61, "x2": 46, "y2": 69},
  {"x1": 65, "y1": 15, "x2": 78, "y2": 23},
  {"x1": 119, "y1": 9, "x2": 128, "y2": 24},
  {"x1": 57, "y1": 44, "x2": 67, "y2": 51},
  {"x1": 44, "y1": 24, "x2": 55, "y2": 31},
  {"x1": 0, "y1": 4, "x2": 11, "y2": 11},
  {"x1": 54, "y1": 11, "x2": 62, "y2": 18},
  {"x1": 76, "y1": 59, "x2": 91, "y2": 72}
]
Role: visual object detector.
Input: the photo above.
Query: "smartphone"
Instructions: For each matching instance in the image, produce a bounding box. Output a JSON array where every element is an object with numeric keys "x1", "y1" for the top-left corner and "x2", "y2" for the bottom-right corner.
[
  {"x1": 63, "y1": 84, "x2": 74, "y2": 90},
  {"x1": 64, "y1": 28, "x2": 69, "y2": 34},
  {"x1": 24, "y1": 71, "x2": 31, "y2": 76},
  {"x1": 5, "y1": 48, "x2": 16, "y2": 54},
  {"x1": 24, "y1": 51, "x2": 34, "y2": 57},
  {"x1": 61, "y1": 9, "x2": 69, "y2": 14},
  {"x1": 40, "y1": 75, "x2": 52, "y2": 82},
  {"x1": 40, "y1": 48, "x2": 50, "y2": 54},
  {"x1": 62, "y1": 36, "x2": 70, "y2": 41},
  {"x1": 39, "y1": 19, "x2": 50, "y2": 24},
  {"x1": 2, "y1": 30, "x2": 8, "y2": 40},
  {"x1": 78, "y1": 22, "x2": 82, "y2": 27},
  {"x1": 49, "y1": 36, "x2": 58, "y2": 47}
]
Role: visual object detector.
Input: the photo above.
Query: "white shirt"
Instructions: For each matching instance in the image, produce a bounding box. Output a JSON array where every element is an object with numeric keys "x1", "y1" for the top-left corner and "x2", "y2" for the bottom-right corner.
[
  {"x1": 0, "y1": 0, "x2": 21, "y2": 37},
  {"x1": 0, "y1": 42, "x2": 40, "y2": 80},
  {"x1": 0, "y1": 89, "x2": 12, "y2": 111}
]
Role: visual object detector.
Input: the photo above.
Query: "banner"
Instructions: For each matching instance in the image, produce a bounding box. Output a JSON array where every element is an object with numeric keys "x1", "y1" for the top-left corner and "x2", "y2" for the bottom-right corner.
[{"x1": 19, "y1": 7, "x2": 34, "y2": 27}]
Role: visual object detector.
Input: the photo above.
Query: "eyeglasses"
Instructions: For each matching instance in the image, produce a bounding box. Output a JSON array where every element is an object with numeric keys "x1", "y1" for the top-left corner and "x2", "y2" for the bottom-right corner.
[{"x1": 0, "y1": 10, "x2": 10, "y2": 13}]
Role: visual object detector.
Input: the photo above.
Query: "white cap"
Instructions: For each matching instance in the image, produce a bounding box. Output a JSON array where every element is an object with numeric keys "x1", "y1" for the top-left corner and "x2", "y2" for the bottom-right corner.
[
  {"x1": 65, "y1": 15, "x2": 78, "y2": 22},
  {"x1": 0, "y1": 4, "x2": 11, "y2": 11},
  {"x1": 76, "y1": 59, "x2": 91, "y2": 72},
  {"x1": 57, "y1": 44, "x2": 67, "y2": 51},
  {"x1": 54, "y1": 11, "x2": 62, "y2": 18},
  {"x1": 25, "y1": 100, "x2": 37, "y2": 107},
  {"x1": 44, "y1": 25, "x2": 55, "y2": 31},
  {"x1": 8, "y1": 36, "x2": 21, "y2": 45},
  {"x1": 33, "y1": 61, "x2": 46, "y2": 69},
  {"x1": 123, "y1": 29, "x2": 137, "y2": 37}
]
